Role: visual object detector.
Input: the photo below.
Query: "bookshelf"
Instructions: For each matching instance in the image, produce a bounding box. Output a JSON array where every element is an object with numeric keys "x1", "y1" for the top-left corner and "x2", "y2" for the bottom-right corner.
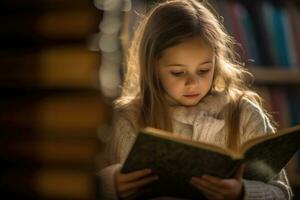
[
  {"x1": 249, "y1": 68, "x2": 300, "y2": 84},
  {"x1": 0, "y1": 1, "x2": 107, "y2": 200}
]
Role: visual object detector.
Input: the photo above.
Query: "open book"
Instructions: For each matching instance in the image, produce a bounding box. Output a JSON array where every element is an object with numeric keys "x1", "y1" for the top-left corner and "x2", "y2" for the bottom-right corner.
[{"x1": 121, "y1": 125, "x2": 300, "y2": 199}]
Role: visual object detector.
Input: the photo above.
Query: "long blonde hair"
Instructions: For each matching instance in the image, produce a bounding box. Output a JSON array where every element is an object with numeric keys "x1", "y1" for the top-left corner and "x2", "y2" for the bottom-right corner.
[{"x1": 115, "y1": 0, "x2": 274, "y2": 150}]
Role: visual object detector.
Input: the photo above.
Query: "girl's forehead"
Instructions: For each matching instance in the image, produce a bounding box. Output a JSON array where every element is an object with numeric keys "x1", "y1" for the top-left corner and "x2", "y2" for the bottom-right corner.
[{"x1": 159, "y1": 36, "x2": 214, "y2": 63}]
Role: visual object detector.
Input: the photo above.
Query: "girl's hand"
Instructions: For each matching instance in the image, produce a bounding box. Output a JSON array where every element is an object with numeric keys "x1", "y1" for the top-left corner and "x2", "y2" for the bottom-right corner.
[
  {"x1": 190, "y1": 164, "x2": 245, "y2": 200},
  {"x1": 115, "y1": 168, "x2": 159, "y2": 200}
]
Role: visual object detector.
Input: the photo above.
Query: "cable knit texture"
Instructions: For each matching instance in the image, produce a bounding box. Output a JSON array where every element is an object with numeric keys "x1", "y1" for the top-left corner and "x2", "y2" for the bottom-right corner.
[{"x1": 98, "y1": 91, "x2": 293, "y2": 199}]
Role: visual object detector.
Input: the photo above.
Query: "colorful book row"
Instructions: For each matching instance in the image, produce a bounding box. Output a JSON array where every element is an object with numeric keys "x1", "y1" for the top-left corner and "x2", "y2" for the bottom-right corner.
[{"x1": 210, "y1": 0, "x2": 300, "y2": 69}]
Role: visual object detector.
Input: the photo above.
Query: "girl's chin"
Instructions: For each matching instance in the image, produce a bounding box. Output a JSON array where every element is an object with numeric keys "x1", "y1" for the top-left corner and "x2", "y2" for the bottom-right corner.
[
  {"x1": 178, "y1": 98, "x2": 202, "y2": 106},
  {"x1": 180, "y1": 102, "x2": 200, "y2": 107}
]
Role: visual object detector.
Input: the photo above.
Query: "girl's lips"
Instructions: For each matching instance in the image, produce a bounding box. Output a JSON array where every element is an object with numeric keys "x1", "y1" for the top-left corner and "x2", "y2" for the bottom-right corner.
[{"x1": 183, "y1": 94, "x2": 200, "y2": 98}]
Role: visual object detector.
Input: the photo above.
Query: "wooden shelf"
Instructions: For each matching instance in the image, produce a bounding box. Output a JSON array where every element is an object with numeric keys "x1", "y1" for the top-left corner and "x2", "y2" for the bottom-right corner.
[{"x1": 248, "y1": 67, "x2": 300, "y2": 84}]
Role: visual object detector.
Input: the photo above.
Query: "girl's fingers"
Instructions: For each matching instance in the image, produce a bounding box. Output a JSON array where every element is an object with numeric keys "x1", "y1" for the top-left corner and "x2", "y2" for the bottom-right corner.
[
  {"x1": 191, "y1": 178, "x2": 220, "y2": 192},
  {"x1": 201, "y1": 175, "x2": 230, "y2": 189},
  {"x1": 191, "y1": 177, "x2": 225, "y2": 193},
  {"x1": 233, "y1": 164, "x2": 245, "y2": 179},
  {"x1": 202, "y1": 175, "x2": 239, "y2": 191},
  {"x1": 120, "y1": 175, "x2": 159, "y2": 192},
  {"x1": 119, "y1": 168, "x2": 152, "y2": 183}
]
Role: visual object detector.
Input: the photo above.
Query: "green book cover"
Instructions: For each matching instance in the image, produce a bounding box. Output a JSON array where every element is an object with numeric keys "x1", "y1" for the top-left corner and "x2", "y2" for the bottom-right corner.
[{"x1": 121, "y1": 125, "x2": 300, "y2": 199}]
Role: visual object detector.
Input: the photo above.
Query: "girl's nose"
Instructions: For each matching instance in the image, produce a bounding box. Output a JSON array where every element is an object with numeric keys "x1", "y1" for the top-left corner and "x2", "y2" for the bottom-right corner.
[{"x1": 185, "y1": 75, "x2": 199, "y2": 86}]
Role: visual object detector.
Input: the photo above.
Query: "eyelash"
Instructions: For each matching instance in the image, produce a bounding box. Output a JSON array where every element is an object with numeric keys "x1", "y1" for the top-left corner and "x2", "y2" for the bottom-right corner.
[
  {"x1": 170, "y1": 69, "x2": 210, "y2": 77},
  {"x1": 171, "y1": 71, "x2": 184, "y2": 77}
]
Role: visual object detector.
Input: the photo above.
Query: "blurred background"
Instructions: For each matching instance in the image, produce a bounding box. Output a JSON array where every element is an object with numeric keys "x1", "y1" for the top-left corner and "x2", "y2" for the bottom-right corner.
[
  {"x1": 0, "y1": 0, "x2": 300, "y2": 199},
  {"x1": 0, "y1": 0, "x2": 107, "y2": 199}
]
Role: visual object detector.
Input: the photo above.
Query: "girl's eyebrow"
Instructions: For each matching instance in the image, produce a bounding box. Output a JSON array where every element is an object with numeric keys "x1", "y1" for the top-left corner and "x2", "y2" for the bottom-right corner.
[{"x1": 165, "y1": 60, "x2": 212, "y2": 67}]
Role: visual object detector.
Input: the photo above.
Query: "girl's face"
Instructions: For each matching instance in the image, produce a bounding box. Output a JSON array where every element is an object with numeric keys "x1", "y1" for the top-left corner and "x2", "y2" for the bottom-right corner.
[{"x1": 157, "y1": 36, "x2": 215, "y2": 106}]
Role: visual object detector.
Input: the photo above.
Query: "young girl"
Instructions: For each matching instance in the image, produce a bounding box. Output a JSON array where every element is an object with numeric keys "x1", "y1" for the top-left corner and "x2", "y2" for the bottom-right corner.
[{"x1": 99, "y1": 0, "x2": 293, "y2": 199}]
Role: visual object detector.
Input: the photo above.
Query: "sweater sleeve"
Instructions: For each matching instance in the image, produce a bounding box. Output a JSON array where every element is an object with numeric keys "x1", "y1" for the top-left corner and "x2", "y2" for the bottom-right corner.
[
  {"x1": 243, "y1": 170, "x2": 293, "y2": 199},
  {"x1": 98, "y1": 113, "x2": 137, "y2": 200},
  {"x1": 240, "y1": 98, "x2": 293, "y2": 199}
]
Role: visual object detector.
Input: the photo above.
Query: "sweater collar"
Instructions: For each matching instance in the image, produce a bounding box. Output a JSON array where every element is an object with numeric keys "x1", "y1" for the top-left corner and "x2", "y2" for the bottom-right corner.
[{"x1": 170, "y1": 91, "x2": 228, "y2": 125}]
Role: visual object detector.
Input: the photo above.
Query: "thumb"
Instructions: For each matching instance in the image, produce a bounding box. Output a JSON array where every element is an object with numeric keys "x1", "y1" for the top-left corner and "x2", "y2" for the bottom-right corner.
[{"x1": 234, "y1": 164, "x2": 245, "y2": 180}]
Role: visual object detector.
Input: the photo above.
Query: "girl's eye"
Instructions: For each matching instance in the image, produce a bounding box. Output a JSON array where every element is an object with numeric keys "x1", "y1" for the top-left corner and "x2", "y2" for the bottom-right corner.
[
  {"x1": 170, "y1": 71, "x2": 185, "y2": 77},
  {"x1": 197, "y1": 69, "x2": 210, "y2": 75}
]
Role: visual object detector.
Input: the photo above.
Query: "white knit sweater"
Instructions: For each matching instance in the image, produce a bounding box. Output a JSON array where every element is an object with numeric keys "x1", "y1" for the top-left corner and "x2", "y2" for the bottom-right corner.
[{"x1": 98, "y1": 91, "x2": 293, "y2": 199}]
